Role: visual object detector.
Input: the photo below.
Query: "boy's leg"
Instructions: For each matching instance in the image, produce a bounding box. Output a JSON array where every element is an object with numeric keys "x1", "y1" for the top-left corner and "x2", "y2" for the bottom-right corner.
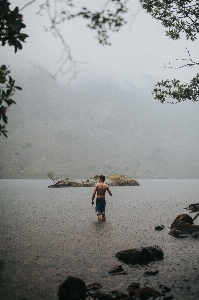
[
  {"x1": 102, "y1": 214, "x2": 106, "y2": 222},
  {"x1": 98, "y1": 214, "x2": 102, "y2": 222}
]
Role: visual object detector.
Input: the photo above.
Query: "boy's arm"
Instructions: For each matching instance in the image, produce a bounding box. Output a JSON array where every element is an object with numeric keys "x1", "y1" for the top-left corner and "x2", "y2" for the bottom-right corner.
[
  {"x1": 107, "y1": 185, "x2": 112, "y2": 196},
  {"x1": 92, "y1": 185, "x2": 97, "y2": 205}
]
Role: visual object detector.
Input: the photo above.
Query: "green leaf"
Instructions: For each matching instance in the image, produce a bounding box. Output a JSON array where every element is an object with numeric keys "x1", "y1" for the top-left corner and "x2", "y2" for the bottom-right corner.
[
  {"x1": 2, "y1": 131, "x2": 8, "y2": 138},
  {"x1": 2, "y1": 113, "x2": 8, "y2": 124}
]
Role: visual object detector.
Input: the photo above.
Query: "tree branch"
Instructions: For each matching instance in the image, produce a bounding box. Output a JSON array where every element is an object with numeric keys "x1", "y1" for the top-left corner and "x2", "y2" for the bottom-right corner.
[
  {"x1": 165, "y1": 47, "x2": 199, "y2": 70},
  {"x1": 44, "y1": 0, "x2": 78, "y2": 81},
  {"x1": 19, "y1": 0, "x2": 37, "y2": 11}
]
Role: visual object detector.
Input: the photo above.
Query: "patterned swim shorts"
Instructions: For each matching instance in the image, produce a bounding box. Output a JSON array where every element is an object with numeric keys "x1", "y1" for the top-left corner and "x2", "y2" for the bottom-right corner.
[{"x1": 95, "y1": 198, "x2": 106, "y2": 215}]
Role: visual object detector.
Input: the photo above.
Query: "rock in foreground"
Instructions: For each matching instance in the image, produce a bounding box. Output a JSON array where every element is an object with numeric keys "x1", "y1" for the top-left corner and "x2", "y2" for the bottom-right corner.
[
  {"x1": 184, "y1": 203, "x2": 199, "y2": 212},
  {"x1": 169, "y1": 214, "x2": 199, "y2": 238},
  {"x1": 115, "y1": 245, "x2": 164, "y2": 265},
  {"x1": 133, "y1": 287, "x2": 162, "y2": 299},
  {"x1": 58, "y1": 276, "x2": 86, "y2": 300},
  {"x1": 48, "y1": 174, "x2": 140, "y2": 188}
]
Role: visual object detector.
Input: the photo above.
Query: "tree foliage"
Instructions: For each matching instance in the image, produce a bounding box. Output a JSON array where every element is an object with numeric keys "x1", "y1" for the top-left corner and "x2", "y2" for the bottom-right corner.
[
  {"x1": 38, "y1": 0, "x2": 129, "y2": 45},
  {"x1": 67, "y1": 1, "x2": 128, "y2": 45},
  {"x1": 37, "y1": 0, "x2": 130, "y2": 79},
  {"x1": 1, "y1": 0, "x2": 199, "y2": 111},
  {"x1": 0, "y1": 0, "x2": 28, "y2": 137},
  {"x1": 0, "y1": 0, "x2": 29, "y2": 52},
  {"x1": 141, "y1": 0, "x2": 199, "y2": 41},
  {"x1": 153, "y1": 75, "x2": 199, "y2": 104},
  {"x1": 141, "y1": 0, "x2": 199, "y2": 103},
  {"x1": 0, "y1": 65, "x2": 22, "y2": 137},
  {"x1": 36, "y1": 0, "x2": 199, "y2": 103}
]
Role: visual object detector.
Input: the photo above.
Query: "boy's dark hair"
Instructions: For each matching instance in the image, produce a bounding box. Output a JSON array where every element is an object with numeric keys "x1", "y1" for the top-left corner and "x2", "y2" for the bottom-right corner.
[{"x1": 99, "y1": 175, "x2": 105, "y2": 182}]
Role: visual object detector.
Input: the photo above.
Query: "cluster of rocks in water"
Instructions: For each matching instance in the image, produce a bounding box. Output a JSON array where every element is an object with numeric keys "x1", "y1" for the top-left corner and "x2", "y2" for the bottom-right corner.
[
  {"x1": 57, "y1": 204, "x2": 199, "y2": 300},
  {"x1": 58, "y1": 275, "x2": 173, "y2": 300},
  {"x1": 58, "y1": 246, "x2": 173, "y2": 300},
  {"x1": 153, "y1": 203, "x2": 199, "y2": 238},
  {"x1": 48, "y1": 174, "x2": 140, "y2": 188},
  {"x1": 169, "y1": 203, "x2": 199, "y2": 238}
]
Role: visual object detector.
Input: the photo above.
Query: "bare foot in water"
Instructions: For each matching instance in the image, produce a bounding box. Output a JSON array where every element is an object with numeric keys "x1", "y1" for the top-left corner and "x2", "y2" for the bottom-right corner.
[{"x1": 98, "y1": 214, "x2": 106, "y2": 222}]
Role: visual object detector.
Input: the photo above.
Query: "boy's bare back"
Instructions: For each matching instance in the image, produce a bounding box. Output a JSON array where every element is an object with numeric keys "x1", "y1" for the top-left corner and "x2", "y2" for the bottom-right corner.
[
  {"x1": 92, "y1": 177, "x2": 112, "y2": 203},
  {"x1": 95, "y1": 182, "x2": 112, "y2": 199}
]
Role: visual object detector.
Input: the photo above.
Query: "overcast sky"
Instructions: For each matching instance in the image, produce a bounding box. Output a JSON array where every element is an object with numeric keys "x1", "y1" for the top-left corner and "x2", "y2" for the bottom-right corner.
[{"x1": 2, "y1": 0, "x2": 199, "y2": 89}]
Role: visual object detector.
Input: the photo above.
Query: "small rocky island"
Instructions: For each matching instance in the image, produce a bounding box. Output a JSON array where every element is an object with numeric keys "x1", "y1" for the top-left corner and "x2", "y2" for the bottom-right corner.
[{"x1": 48, "y1": 174, "x2": 140, "y2": 188}]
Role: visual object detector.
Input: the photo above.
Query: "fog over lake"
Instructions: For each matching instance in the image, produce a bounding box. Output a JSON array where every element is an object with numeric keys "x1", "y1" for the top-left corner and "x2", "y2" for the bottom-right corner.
[{"x1": 0, "y1": 0, "x2": 199, "y2": 179}]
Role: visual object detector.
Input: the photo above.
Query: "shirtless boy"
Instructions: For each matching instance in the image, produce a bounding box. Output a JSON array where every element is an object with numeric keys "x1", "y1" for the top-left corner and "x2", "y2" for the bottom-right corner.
[{"x1": 91, "y1": 175, "x2": 112, "y2": 221}]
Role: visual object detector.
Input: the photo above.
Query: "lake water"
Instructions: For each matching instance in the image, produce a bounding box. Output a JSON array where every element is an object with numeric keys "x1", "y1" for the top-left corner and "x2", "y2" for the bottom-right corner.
[{"x1": 0, "y1": 179, "x2": 199, "y2": 299}]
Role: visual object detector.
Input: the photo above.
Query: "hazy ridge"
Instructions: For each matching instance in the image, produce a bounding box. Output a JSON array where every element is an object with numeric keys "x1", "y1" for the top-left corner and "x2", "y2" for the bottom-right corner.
[{"x1": 1, "y1": 64, "x2": 199, "y2": 179}]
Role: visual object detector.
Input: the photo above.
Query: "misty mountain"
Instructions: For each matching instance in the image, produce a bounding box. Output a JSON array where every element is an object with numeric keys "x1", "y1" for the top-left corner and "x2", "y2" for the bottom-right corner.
[{"x1": 0, "y1": 64, "x2": 199, "y2": 179}]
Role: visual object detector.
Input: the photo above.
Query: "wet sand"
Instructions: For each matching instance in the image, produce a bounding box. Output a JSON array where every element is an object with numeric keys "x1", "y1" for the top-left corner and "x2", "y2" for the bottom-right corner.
[{"x1": 0, "y1": 179, "x2": 199, "y2": 299}]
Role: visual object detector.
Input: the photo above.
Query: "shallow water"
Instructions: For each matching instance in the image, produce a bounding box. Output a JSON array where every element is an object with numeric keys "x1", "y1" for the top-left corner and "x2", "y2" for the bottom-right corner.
[{"x1": 0, "y1": 179, "x2": 199, "y2": 299}]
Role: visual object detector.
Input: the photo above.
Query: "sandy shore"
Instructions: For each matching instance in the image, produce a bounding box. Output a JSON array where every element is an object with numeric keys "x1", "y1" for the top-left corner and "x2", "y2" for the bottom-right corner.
[{"x1": 0, "y1": 179, "x2": 199, "y2": 299}]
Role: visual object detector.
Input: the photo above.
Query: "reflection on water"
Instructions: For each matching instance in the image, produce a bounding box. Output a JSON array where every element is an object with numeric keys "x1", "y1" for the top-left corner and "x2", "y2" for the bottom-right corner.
[{"x1": 0, "y1": 179, "x2": 199, "y2": 299}]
